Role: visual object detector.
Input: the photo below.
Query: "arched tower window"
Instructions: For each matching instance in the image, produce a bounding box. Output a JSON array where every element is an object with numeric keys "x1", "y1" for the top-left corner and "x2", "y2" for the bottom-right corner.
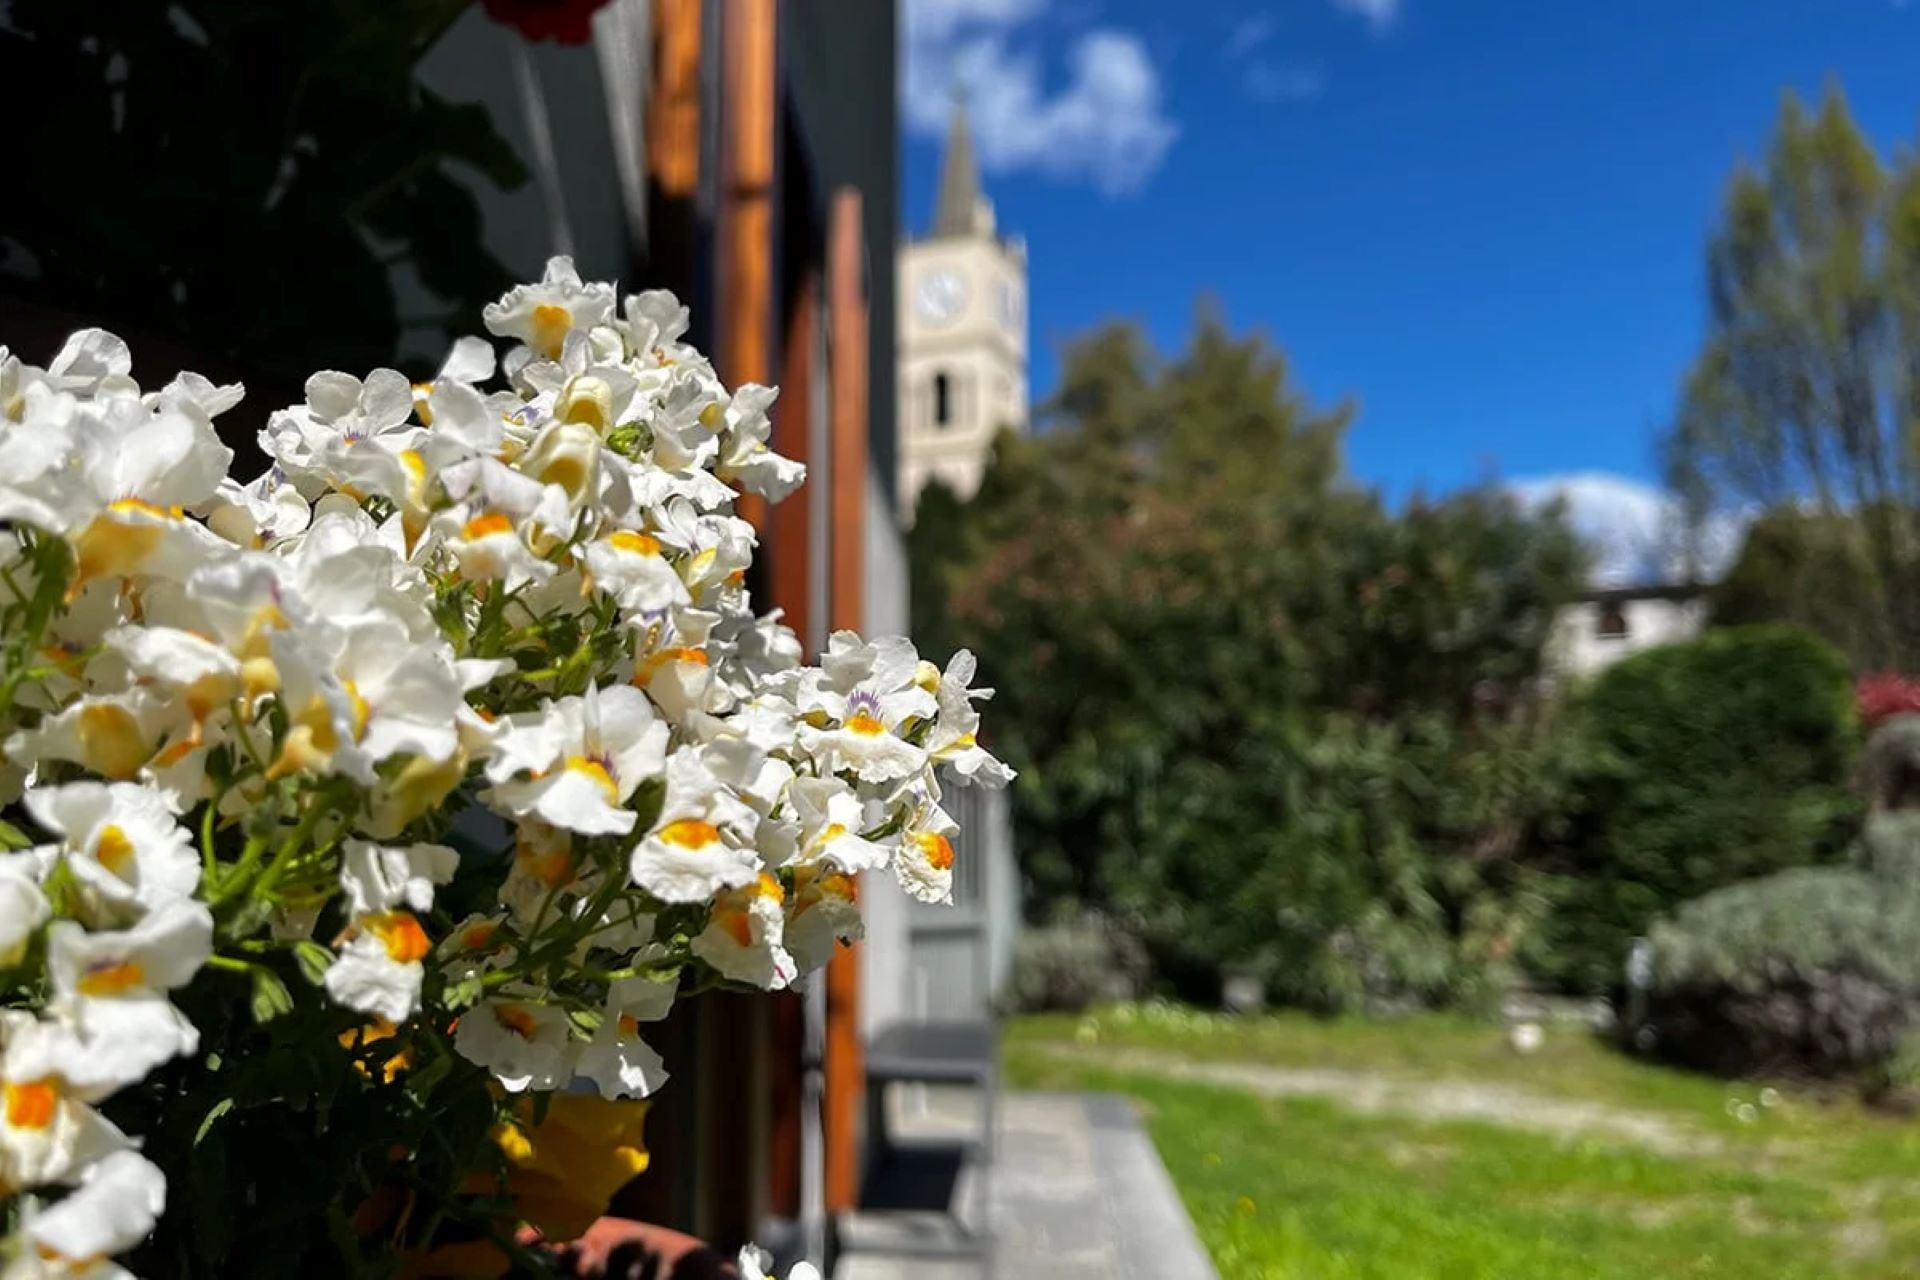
[{"x1": 932, "y1": 371, "x2": 952, "y2": 429}]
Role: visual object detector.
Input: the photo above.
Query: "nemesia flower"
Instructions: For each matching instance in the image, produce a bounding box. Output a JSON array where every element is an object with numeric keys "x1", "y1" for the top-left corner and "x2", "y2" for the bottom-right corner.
[
  {"x1": 924, "y1": 650, "x2": 1016, "y2": 789},
  {"x1": 628, "y1": 751, "x2": 760, "y2": 903},
  {"x1": 454, "y1": 997, "x2": 576, "y2": 1092},
  {"x1": 27, "y1": 903, "x2": 211, "y2": 1092},
  {"x1": 574, "y1": 975, "x2": 676, "y2": 1100},
  {"x1": 895, "y1": 806, "x2": 961, "y2": 906},
  {"x1": 16, "y1": 1150, "x2": 165, "y2": 1274},
  {"x1": 738, "y1": 1245, "x2": 822, "y2": 1280},
  {"x1": 483, "y1": 255, "x2": 615, "y2": 360},
  {"x1": 0, "y1": 257, "x2": 999, "y2": 1267},
  {"x1": 23, "y1": 782, "x2": 198, "y2": 916},
  {"x1": 0, "y1": 1014, "x2": 131, "y2": 1191},
  {"x1": 690, "y1": 874, "x2": 795, "y2": 990},
  {"x1": 323, "y1": 841, "x2": 458, "y2": 1022},
  {"x1": 783, "y1": 865, "x2": 863, "y2": 974},
  {"x1": 487, "y1": 684, "x2": 669, "y2": 837}
]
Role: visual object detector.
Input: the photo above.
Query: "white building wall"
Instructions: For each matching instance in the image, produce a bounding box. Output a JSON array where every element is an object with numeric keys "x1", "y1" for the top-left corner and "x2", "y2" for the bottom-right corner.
[
  {"x1": 859, "y1": 464, "x2": 914, "y2": 1039},
  {"x1": 1549, "y1": 596, "x2": 1709, "y2": 679}
]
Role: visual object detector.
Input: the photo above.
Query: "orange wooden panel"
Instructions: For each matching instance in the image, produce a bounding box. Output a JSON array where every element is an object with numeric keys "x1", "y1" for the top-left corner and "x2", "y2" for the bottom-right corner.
[{"x1": 823, "y1": 189, "x2": 868, "y2": 1215}]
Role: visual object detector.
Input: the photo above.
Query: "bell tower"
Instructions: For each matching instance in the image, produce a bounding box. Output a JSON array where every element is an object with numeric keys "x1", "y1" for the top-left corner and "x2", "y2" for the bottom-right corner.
[{"x1": 897, "y1": 97, "x2": 1029, "y2": 513}]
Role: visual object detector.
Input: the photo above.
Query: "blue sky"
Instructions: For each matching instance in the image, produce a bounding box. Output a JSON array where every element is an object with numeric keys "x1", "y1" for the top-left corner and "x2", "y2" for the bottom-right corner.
[{"x1": 901, "y1": 0, "x2": 1920, "y2": 574}]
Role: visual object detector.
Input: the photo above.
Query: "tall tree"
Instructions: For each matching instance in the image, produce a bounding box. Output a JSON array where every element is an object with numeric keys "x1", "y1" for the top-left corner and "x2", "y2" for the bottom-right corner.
[{"x1": 1666, "y1": 86, "x2": 1920, "y2": 668}]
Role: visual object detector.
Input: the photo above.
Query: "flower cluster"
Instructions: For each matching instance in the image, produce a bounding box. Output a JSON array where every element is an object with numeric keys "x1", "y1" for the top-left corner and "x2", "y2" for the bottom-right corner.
[{"x1": 0, "y1": 257, "x2": 1008, "y2": 1275}]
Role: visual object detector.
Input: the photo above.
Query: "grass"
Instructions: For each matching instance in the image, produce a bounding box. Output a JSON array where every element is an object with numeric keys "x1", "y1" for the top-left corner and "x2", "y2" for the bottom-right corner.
[{"x1": 1003, "y1": 1004, "x2": 1920, "y2": 1278}]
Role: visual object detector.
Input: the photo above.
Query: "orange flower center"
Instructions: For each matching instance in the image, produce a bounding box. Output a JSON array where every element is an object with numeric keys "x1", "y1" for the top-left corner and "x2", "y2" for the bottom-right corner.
[
  {"x1": 78, "y1": 959, "x2": 146, "y2": 997},
  {"x1": 658, "y1": 819, "x2": 720, "y2": 850},
  {"x1": 4, "y1": 1080, "x2": 57, "y2": 1130},
  {"x1": 494, "y1": 1004, "x2": 540, "y2": 1040},
  {"x1": 915, "y1": 832, "x2": 956, "y2": 871},
  {"x1": 369, "y1": 911, "x2": 431, "y2": 965}
]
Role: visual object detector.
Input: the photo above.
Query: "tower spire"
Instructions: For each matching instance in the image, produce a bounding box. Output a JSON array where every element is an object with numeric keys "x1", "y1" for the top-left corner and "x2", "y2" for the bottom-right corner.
[{"x1": 932, "y1": 93, "x2": 986, "y2": 237}]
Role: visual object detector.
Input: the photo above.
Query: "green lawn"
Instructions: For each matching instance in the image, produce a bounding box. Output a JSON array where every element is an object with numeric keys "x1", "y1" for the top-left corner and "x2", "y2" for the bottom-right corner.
[{"x1": 1004, "y1": 1004, "x2": 1920, "y2": 1279}]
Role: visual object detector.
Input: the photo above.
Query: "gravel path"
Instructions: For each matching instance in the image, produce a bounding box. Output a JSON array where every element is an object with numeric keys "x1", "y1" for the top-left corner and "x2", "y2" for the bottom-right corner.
[{"x1": 1038, "y1": 1043, "x2": 1724, "y2": 1157}]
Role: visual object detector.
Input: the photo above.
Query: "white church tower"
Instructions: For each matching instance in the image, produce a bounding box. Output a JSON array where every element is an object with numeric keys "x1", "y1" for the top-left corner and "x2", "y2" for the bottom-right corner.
[{"x1": 897, "y1": 98, "x2": 1029, "y2": 512}]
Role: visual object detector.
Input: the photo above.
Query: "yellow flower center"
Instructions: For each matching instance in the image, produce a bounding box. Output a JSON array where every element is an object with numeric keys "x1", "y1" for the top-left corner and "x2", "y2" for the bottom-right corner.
[
  {"x1": 617, "y1": 1014, "x2": 642, "y2": 1038},
  {"x1": 93, "y1": 824, "x2": 136, "y2": 877},
  {"x1": 563, "y1": 756, "x2": 619, "y2": 805},
  {"x1": 531, "y1": 304, "x2": 573, "y2": 358},
  {"x1": 4, "y1": 1080, "x2": 57, "y2": 1130},
  {"x1": 559, "y1": 376, "x2": 615, "y2": 432},
  {"x1": 76, "y1": 702, "x2": 151, "y2": 780},
  {"x1": 608, "y1": 531, "x2": 663, "y2": 557},
  {"x1": 78, "y1": 959, "x2": 146, "y2": 997},
  {"x1": 914, "y1": 832, "x2": 956, "y2": 872},
  {"x1": 369, "y1": 911, "x2": 431, "y2": 965},
  {"x1": 844, "y1": 712, "x2": 886, "y2": 737},
  {"x1": 658, "y1": 819, "x2": 719, "y2": 850},
  {"x1": 463, "y1": 511, "x2": 515, "y2": 541}
]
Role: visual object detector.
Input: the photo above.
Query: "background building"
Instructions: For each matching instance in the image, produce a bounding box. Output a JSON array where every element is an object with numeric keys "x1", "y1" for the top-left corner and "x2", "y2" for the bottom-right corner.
[
  {"x1": 896, "y1": 100, "x2": 1030, "y2": 511},
  {"x1": 1548, "y1": 582, "x2": 1710, "y2": 678}
]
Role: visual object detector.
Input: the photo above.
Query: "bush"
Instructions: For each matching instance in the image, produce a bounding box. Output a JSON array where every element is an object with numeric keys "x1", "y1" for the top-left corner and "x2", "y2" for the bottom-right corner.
[
  {"x1": 1644, "y1": 816, "x2": 1920, "y2": 1079},
  {"x1": 1007, "y1": 911, "x2": 1150, "y2": 1013},
  {"x1": 1538, "y1": 626, "x2": 1859, "y2": 992}
]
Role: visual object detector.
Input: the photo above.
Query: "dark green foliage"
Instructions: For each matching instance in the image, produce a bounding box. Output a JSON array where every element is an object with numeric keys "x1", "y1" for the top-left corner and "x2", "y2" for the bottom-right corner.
[
  {"x1": 1708, "y1": 511, "x2": 1890, "y2": 669},
  {"x1": 922, "y1": 315, "x2": 1587, "y2": 1010},
  {"x1": 1645, "y1": 815, "x2": 1920, "y2": 1079},
  {"x1": 0, "y1": 0, "x2": 526, "y2": 407},
  {"x1": 1539, "y1": 626, "x2": 1860, "y2": 993}
]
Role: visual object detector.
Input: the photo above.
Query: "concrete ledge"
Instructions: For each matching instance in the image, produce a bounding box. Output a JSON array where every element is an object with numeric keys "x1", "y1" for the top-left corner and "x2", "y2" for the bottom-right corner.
[{"x1": 1082, "y1": 1094, "x2": 1218, "y2": 1280}]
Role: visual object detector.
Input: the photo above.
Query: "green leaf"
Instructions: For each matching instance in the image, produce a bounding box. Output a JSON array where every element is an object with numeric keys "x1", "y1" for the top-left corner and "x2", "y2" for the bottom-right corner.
[
  {"x1": 194, "y1": 1097, "x2": 235, "y2": 1147},
  {"x1": 293, "y1": 940, "x2": 335, "y2": 987},
  {"x1": 0, "y1": 819, "x2": 31, "y2": 851},
  {"x1": 404, "y1": 1048, "x2": 453, "y2": 1104},
  {"x1": 249, "y1": 967, "x2": 294, "y2": 1025}
]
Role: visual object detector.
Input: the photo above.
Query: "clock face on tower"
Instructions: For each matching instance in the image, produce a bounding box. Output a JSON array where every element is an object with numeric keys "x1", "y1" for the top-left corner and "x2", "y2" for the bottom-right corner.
[{"x1": 916, "y1": 269, "x2": 968, "y2": 326}]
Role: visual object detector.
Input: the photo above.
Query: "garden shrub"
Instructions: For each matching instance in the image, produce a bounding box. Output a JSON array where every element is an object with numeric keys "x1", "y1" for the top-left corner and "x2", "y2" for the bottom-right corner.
[
  {"x1": 1006, "y1": 909, "x2": 1150, "y2": 1012},
  {"x1": 1644, "y1": 816, "x2": 1920, "y2": 1079},
  {"x1": 1538, "y1": 625, "x2": 1859, "y2": 993}
]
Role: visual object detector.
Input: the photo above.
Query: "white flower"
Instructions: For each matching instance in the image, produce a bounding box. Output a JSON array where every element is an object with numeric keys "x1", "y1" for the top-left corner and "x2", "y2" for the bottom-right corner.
[
  {"x1": 483, "y1": 256, "x2": 615, "y2": 360},
  {"x1": 895, "y1": 808, "x2": 960, "y2": 906},
  {"x1": 714, "y1": 385, "x2": 806, "y2": 501},
  {"x1": 268, "y1": 617, "x2": 465, "y2": 783},
  {"x1": 925, "y1": 651, "x2": 1014, "y2": 788},
  {"x1": 628, "y1": 751, "x2": 761, "y2": 904},
  {"x1": 575, "y1": 975, "x2": 676, "y2": 1100},
  {"x1": 783, "y1": 866, "x2": 863, "y2": 975},
  {"x1": 322, "y1": 841, "x2": 457, "y2": 1023},
  {"x1": 453, "y1": 998, "x2": 576, "y2": 1092},
  {"x1": 323, "y1": 915, "x2": 434, "y2": 1025},
  {"x1": 200, "y1": 468, "x2": 311, "y2": 550},
  {"x1": 737, "y1": 1245, "x2": 821, "y2": 1280},
  {"x1": 690, "y1": 874, "x2": 795, "y2": 990},
  {"x1": 26, "y1": 902, "x2": 211, "y2": 1092},
  {"x1": 0, "y1": 1014, "x2": 132, "y2": 1194},
  {"x1": 797, "y1": 685, "x2": 929, "y2": 787},
  {"x1": 5, "y1": 692, "x2": 183, "y2": 788},
  {"x1": 0, "y1": 864, "x2": 48, "y2": 967},
  {"x1": 582, "y1": 528, "x2": 689, "y2": 615},
  {"x1": 486, "y1": 685, "x2": 669, "y2": 837},
  {"x1": 23, "y1": 782, "x2": 198, "y2": 915},
  {"x1": 337, "y1": 841, "x2": 459, "y2": 916},
  {"x1": 18, "y1": 1150, "x2": 165, "y2": 1274},
  {"x1": 784, "y1": 777, "x2": 889, "y2": 874}
]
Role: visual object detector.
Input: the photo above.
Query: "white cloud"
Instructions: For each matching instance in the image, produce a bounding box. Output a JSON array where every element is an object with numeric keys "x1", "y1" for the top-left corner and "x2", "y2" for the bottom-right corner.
[
  {"x1": 1507, "y1": 471, "x2": 1748, "y2": 588},
  {"x1": 1333, "y1": 0, "x2": 1403, "y2": 32},
  {"x1": 903, "y1": 0, "x2": 1179, "y2": 195},
  {"x1": 1243, "y1": 63, "x2": 1325, "y2": 103},
  {"x1": 1226, "y1": 14, "x2": 1276, "y2": 58}
]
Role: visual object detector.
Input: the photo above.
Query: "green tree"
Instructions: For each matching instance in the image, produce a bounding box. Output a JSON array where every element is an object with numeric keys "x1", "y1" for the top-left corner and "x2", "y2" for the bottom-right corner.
[
  {"x1": 1666, "y1": 86, "x2": 1920, "y2": 668},
  {"x1": 923, "y1": 315, "x2": 1588, "y2": 1007}
]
